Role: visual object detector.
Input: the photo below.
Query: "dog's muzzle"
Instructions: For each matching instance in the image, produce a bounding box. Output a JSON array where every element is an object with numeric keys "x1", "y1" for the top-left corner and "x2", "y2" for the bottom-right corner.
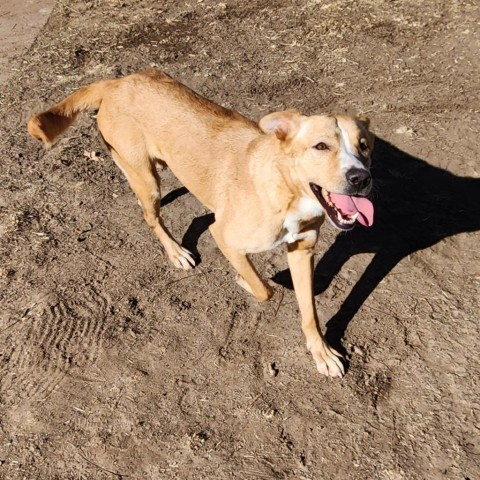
[{"x1": 345, "y1": 167, "x2": 372, "y2": 195}]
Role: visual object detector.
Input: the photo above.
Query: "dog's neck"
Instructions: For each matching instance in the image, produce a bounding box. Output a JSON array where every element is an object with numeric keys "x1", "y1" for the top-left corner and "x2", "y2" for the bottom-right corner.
[
  {"x1": 258, "y1": 134, "x2": 311, "y2": 207},
  {"x1": 246, "y1": 134, "x2": 296, "y2": 210}
]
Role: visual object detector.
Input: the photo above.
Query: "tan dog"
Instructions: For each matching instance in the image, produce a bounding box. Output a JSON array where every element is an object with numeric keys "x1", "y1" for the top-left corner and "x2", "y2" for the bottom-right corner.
[{"x1": 28, "y1": 69, "x2": 375, "y2": 378}]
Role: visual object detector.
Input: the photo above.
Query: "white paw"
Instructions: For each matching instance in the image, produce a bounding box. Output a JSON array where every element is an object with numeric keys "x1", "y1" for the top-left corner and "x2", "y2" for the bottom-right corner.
[
  {"x1": 308, "y1": 338, "x2": 345, "y2": 378},
  {"x1": 168, "y1": 244, "x2": 196, "y2": 270}
]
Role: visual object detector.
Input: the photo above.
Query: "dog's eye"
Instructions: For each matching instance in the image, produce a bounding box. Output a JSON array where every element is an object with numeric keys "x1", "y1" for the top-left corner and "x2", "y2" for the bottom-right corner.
[
  {"x1": 314, "y1": 142, "x2": 329, "y2": 151},
  {"x1": 359, "y1": 138, "x2": 369, "y2": 152}
]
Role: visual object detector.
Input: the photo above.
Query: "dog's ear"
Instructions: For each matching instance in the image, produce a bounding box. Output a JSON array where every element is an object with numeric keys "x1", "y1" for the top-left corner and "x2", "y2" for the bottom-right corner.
[
  {"x1": 356, "y1": 115, "x2": 370, "y2": 130},
  {"x1": 356, "y1": 115, "x2": 375, "y2": 151},
  {"x1": 259, "y1": 110, "x2": 302, "y2": 141}
]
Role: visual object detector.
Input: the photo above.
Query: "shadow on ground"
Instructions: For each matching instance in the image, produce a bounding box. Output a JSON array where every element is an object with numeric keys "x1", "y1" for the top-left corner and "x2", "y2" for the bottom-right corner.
[
  {"x1": 272, "y1": 138, "x2": 480, "y2": 350},
  {"x1": 161, "y1": 186, "x2": 215, "y2": 263}
]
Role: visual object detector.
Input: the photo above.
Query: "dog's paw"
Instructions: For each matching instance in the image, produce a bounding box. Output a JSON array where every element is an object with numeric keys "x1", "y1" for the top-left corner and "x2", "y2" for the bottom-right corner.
[
  {"x1": 257, "y1": 283, "x2": 274, "y2": 302},
  {"x1": 308, "y1": 338, "x2": 345, "y2": 378},
  {"x1": 168, "y1": 244, "x2": 196, "y2": 270},
  {"x1": 236, "y1": 276, "x2": 273, "y2": 302}
]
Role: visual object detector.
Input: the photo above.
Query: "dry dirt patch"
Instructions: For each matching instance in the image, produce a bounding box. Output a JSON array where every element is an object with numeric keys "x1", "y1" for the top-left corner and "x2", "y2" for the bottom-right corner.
[{"x1": 0, "y1": 0, "x2": 55, "y2": 84}]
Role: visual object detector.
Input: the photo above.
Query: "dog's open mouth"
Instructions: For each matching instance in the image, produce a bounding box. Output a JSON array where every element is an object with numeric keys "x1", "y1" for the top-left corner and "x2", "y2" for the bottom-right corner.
[{"x1": 310, "y1": 183, "x2": 374, "y2": 230}]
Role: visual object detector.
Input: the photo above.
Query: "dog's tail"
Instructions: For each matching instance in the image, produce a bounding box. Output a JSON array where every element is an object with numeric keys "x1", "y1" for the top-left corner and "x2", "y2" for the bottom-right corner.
[{"x1": 27, "y1": 79, "x2": 116, "y2": 149}]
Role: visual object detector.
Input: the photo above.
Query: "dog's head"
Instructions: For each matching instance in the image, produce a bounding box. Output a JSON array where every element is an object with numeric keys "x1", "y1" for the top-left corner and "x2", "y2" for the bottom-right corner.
[{"x1": 259, "y1": 111, "x2": 375, "y2": 230}]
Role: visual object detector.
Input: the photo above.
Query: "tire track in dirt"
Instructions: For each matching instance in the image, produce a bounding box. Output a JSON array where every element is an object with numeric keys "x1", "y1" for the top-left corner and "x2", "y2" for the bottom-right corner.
[{"x1": 0, "y1": 285, "x2": 110, "y2": 404}]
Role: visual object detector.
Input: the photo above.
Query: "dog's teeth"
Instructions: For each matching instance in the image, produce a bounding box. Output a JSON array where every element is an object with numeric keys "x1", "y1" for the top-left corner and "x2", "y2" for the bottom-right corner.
[
  {"x1": 323, "y1": 190, "x2": 333, "y2": 207},
  {"x1": 335, "y1": 209, "x2": 356, "y2": 225}
]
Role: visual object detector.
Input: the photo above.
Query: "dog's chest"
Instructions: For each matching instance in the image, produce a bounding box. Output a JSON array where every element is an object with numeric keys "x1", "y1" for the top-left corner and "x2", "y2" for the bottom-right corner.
[{"x1": 272, "y1": 196, "x2": 324, "y2": 247}]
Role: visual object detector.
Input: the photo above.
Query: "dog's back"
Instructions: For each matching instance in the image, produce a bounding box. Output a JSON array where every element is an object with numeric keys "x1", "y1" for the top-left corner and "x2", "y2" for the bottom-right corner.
[
  {"x1": 96, "y1": 70, "x2": 261, "y2": 210},
  {"x1": 29, "y1": 69, "x2": 260, "y2": 211}
]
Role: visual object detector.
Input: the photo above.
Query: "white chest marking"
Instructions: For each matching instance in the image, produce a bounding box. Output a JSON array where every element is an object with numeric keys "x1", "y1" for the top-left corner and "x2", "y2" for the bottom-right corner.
[
  {"x1": 284, "y1": 195, "x2": 323, "y2": 232},
  {"x1": 273, "y1": 196, "x2": 323, "y2": 247}
]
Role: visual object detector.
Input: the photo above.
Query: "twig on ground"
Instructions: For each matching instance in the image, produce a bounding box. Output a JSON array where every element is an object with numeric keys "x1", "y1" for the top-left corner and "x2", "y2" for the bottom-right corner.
[{"x1": 273, "y1": 288, "x2": 285, "y2": 318}]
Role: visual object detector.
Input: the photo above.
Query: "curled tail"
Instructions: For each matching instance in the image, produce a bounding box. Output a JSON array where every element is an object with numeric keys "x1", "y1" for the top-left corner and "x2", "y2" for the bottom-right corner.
[{"x1": 27, "y1": 79, "x2": 116, "y2": 149}]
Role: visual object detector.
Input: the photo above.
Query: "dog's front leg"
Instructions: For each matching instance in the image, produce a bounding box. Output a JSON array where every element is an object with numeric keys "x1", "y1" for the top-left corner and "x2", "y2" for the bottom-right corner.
[
  {"x1": 287, "y1": 242, "x2": 344, "y2": 378},
  {"x1": 209, "y1": 222, "x2": 273, "y2": 302}
]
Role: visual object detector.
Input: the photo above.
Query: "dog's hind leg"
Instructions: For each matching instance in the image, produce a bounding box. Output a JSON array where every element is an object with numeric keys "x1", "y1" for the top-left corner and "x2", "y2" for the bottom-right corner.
[
  {"x1": 110, "y1": 149, "x2": 196, "y2": 270},
  {"x1": 209, "y1": 222, "x2": 273, "y2": 302}
]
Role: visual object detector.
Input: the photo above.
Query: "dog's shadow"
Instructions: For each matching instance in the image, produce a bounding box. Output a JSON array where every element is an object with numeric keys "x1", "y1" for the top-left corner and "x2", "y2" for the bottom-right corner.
[
  {"x1": 273, "y1": 137, "x2": 480, "y2": 351},
  {"x1": 161, "y1": 186, "x2": 215, "y2": 262}
]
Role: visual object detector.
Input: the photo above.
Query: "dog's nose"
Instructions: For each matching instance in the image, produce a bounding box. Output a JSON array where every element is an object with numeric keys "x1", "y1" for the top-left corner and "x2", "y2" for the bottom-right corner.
[{"x1": 346, "y1": 168, "x2": 371, "y2": 190}]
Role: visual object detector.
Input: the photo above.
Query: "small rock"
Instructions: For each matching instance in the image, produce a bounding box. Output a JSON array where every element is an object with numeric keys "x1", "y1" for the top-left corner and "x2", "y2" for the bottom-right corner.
[
  {"x1": 269, "y1": 362, "x2": 279, "y2": 377},
  {"x1": 394, "y1": 125, "x2": 415, "y2": 137},
  {"x1": 353, "y1": 345, "x2": 364, "y2": 356}
]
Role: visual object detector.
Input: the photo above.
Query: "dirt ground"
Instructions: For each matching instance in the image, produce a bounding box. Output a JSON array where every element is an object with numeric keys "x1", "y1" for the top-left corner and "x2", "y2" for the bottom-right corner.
[
  {"x1": 0, "y1": 0, "x2": 55, "y2": 84},
  {"x1": 0, "y1": 0, "x2": 479, "y2": 478}
]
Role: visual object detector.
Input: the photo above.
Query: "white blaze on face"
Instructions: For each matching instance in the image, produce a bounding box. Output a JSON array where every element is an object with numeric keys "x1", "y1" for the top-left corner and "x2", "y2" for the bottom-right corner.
[{"x1": 337, "y1": 123, "x2": 367, "y2": 174}]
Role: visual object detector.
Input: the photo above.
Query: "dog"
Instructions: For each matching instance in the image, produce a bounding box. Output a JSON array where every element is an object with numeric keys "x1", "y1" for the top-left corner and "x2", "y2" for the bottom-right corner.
[{"x1": 28, "y1": 69, "x2": 374, "y2": 378}]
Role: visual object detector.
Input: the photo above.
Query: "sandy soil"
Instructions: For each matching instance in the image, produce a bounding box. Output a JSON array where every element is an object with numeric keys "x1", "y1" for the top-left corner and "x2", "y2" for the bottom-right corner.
[
  {"x1": 0, "y1": 1, "x2": 479, "y2": 479},
  {"x1": 0, "y1": 0, "x2": 55, "y2": 84}
]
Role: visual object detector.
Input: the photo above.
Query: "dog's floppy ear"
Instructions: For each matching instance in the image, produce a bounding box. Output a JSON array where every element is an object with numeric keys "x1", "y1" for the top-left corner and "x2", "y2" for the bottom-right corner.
[
  {"x1": 356, "y1": 115, "x2": 375, "y2": 151},
  {"x1": 356, "y1": 115, "x2": 370, "y2": 130},
  {"x1": 259, "y1": 110, "x2": 302, "y2": 141}
]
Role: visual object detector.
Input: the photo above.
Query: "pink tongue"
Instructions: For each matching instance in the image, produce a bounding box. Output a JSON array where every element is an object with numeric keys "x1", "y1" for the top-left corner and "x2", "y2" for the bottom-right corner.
[{"x1": 329, "y1": 194, "x2": 374, "y2": 227}]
